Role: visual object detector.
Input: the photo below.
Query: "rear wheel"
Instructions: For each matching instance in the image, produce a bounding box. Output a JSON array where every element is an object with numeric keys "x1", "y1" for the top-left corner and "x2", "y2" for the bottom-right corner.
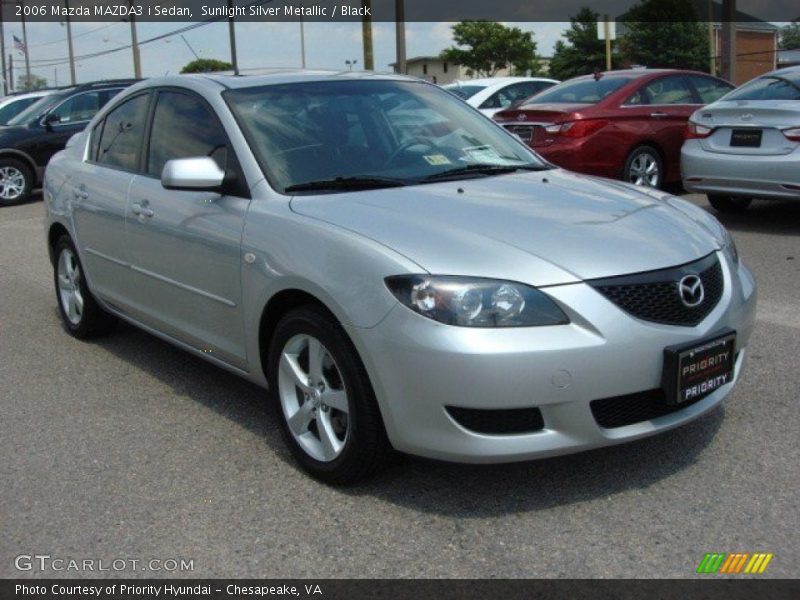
[
  {"x1": 0, "y1": 158, "x2": 33, "y2": 205},
  {"x1": 623, "y1": 145, "x2": 663, "y2": 188},
  {"x1": 53, "y1": 235, "x2": 117, "y2": 339},
  {"x1": 268, "y1": 306, "x2": 391, "y2": 484},
  {"x1": 708, "y1": 195, "x2": 752, "y2": 213}
]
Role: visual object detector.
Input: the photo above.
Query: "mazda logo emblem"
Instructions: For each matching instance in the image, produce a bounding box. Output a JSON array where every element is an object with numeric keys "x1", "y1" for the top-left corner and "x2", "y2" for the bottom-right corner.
[{"x1": 678, "y1": 274, "x2": 705, "y2": 308}]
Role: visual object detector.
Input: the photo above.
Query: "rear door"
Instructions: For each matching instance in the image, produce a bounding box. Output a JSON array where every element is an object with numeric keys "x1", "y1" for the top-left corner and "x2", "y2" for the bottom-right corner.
[
  {"x1": 621, "y1": 75, "x2": 701, "y2": 177},
  {"x1": 124, "y1": 88, "x2": 251, "y2": 369},
  {"x1": 70, "y1": 91, "x2": 151, "y2": 308}
]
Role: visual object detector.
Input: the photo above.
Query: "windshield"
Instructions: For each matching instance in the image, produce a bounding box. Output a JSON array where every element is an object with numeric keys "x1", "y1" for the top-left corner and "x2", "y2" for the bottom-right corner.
[
  {"x1": 522, "y1": 76, "x2": 634, "y2": 105},
  {"x1": 0, "y1": 96, "x2": 43, "y2": 125},
  {"x1": 724, "y1": 73, "x2": 800, "y2": 101},
  {"x1": 225, "y1": 79, "x2": 545, "y2": 194},
  {"x1": 443, "y1": 84, "x2": 486, "y2": 100},
  {"x1": 7, "y1": 91, "x2": 70, "y2": 126}
]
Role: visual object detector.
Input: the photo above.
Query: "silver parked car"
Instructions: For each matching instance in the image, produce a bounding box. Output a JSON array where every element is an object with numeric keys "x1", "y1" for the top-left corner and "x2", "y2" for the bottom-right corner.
[
  {"x1": 44, "y1": 72, "x2": 756, "y2": 483},
  {"x1": 682, "y1": 66, "x2": 800, "y2": 212}
]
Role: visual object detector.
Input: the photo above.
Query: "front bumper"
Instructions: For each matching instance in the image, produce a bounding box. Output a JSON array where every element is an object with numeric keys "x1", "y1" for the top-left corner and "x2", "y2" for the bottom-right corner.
[
  {"x1": 347, "y1": 253, "x2": 757, "y2": 463},
  {"x1": 682, "y1": 141, "x2": 800, "y2": 200}
]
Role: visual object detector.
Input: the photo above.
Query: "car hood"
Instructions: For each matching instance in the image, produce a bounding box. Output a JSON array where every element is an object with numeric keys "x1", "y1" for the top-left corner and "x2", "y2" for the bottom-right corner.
[{"x1": 289, "y1": 169, "x2": 723, "y2": 286}]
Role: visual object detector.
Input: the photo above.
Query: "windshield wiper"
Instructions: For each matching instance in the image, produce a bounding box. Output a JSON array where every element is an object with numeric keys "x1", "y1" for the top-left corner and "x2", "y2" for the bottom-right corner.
[
  {"x1": 284, "y1": 176, "x2": 410, "y2": 193},
  {"x1": 422, "y1": 163, "x2": 546, "y2": 182}
]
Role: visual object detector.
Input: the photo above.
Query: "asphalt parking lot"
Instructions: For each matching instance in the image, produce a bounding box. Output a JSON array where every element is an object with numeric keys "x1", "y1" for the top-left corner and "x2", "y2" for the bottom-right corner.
[{"x1": 1, "y1": 193, "x2": 798, "y2": 579}]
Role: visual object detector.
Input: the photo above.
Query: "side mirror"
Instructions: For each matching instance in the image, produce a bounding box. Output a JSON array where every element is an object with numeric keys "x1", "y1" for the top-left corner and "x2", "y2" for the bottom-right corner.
[
  {"x1": 161, "y1": 157, "x2": 226, "y2": 192},
  {"x1": 43, "y1": 113, "x2": 61, "y2": 129}
]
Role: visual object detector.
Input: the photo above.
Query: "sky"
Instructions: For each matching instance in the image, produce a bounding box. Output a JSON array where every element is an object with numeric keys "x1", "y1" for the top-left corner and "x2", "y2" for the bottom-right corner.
[{"x1": 2, "y1": 21, "x2": 572, "y2": 86}]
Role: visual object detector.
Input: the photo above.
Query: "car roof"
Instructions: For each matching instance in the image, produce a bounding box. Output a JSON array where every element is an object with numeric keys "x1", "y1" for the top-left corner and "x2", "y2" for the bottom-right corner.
[{"x1": 446, "y1": 77, "x2": 557, "y2": 87}]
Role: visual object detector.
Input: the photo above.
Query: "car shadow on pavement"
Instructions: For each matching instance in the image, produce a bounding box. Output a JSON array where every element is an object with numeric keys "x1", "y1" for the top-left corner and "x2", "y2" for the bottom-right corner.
[
  {"x1": 696, "y1": 198, "x2": 800, "y2": 236},
  {"x1": 89, "y1": 316, "x2": 725, "y2": 517}
]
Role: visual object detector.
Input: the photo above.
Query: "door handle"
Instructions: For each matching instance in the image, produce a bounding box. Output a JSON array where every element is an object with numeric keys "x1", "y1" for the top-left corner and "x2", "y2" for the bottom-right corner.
[
  {"x1": 130, "y1": 201, "x2": 154, "y2": 218},
  {"x1": 650, "y1": 112, "x2": 668, "y2": 118}
]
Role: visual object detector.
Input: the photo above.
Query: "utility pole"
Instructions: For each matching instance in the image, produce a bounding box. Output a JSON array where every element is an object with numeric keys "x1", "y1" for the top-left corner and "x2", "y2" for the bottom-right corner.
[
  {"x1": 299, "y1": 3, "x2": 306, "y2": 68},
  {"x1": 128, "y1": 1, "x2": 142, "y2": 78},
  {"x1": 0, "y1": 6, "x2": 7, "y2": 94},
  {"x1": 394, "y1": 0, "x2": 406, "y2": 74},
  {"x1": 603, "y1": 16, "x2": 611, "y2": 71},
  {"x1": 227, "y1": 0, "x2": 239, "y2": 75},
  {"x1": 8, "y1": 53, "x2": 13, "y2": 91},
  {"x1": 20, "y1": 0, "x2": 31, "y2": 87},
  {"x1": 65, "y1": 0, "x2": 76, "y2": 84},
  {"x1": 720, "y1": 0, "x2": 736, "y2": 83},
  {"x1": 361, "y1": 0, "x2": 373, "y2": 70}
]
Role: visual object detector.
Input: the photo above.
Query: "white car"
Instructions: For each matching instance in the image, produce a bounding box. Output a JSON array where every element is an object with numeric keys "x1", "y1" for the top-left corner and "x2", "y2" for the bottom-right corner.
[
  {"x1": 0, "y1": 89, "x2": 56, "y2": 125},
  {"x1": 444, "y1": 76, "x2": 558, "y2": 117}
]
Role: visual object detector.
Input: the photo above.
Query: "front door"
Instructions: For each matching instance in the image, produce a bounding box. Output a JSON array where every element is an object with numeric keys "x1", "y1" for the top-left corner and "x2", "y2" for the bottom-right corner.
[{"x1": 124, "y1": 89, "x2": 251, "y2": 369}]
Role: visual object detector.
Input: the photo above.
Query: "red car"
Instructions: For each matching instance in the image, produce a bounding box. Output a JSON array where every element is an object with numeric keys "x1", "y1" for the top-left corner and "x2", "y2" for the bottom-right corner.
[{"x1": 493, "y1": 69, "x2": 734, "y2": 188}]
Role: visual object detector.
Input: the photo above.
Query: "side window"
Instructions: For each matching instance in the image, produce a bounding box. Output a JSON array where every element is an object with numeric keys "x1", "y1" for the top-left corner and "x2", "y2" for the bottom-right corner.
[
  {"x1": 96, "y1": 94, "x2": 150, "y2": 171},
  {"x1": 623, "y1": 87, "x2": 648, "y2": 106},
  {"x1": 688, "y1": 76, "x2": 734, "y2": 104},
  {"x1": 147, "y1": 91, "x2": 230, "y2": 178},
  {"x1": 507, "y1": 81, "x2": 550, "y2": 103},
  {"x1": 50, "y1": 91, "x2": 102, "y2": 123},
  {"x1": 642, "y1": 76, "x2": 695, "y2": 105}
]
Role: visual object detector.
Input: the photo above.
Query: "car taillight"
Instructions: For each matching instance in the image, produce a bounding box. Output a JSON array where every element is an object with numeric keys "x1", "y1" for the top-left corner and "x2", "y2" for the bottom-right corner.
[
  {"x1": 544, "y1": 120, "x2": 607, "y2": 138},
  {"x1": 685, "y1": 121, "x2": 712, "y2": 139},
  {"x1": 781, "y1": 127, "x2": 800, "y2": 142}
]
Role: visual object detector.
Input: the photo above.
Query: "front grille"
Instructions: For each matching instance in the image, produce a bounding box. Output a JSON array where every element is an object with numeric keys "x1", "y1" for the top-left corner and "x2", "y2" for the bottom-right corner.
[
  {"x1": 446, "y1": 406, "x2": 544, "y2": 435},
  {"x1": 588, "y1": 253, "x2": 724, "y2": 326},
  {"x1": 590, "y1": 388, "x2": 703, "y2": 428}
]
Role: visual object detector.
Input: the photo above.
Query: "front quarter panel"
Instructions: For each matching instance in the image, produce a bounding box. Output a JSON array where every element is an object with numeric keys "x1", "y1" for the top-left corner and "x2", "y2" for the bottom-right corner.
[{"x1": 241, "y1": 180, "x2": 424, "y2": 384}]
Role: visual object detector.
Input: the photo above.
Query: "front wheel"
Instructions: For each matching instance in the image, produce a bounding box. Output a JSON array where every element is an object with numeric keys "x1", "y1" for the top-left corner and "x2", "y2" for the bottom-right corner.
[
  {"x1": 708, "y1": 195, "x2": 752, "y2": 213},
  {"x1": 623, "y1": 146, "x2": 663, "y2": 188},
  {"x1": 53, "y1": 235, "x2": 117, "y2": 339},
  {"x1": 267, "y1": 306, "x2": 391, "y2": 484},
  {"x1": 0, "y1": 158, "x2": 33, "y2": 205}
]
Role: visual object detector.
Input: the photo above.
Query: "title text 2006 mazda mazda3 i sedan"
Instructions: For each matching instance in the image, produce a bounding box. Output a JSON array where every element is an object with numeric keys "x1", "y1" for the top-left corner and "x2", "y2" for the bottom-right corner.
[{"x1": 44, "y1": 72, "x2": 756, "y2": 483}]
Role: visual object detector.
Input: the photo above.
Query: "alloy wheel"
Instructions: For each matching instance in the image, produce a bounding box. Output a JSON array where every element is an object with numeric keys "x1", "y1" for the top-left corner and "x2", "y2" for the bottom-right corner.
[
  {"x1": 627, "y1": 152, "x2": 660, "y2": 187},
  {"x1": 57, "y1": 248, "x2": 84, "y2": 325},
  {"x1": 277, "y1": 334, "x2": 350, "y2": 462},
  {"x1": 0, "y1": 166, "x2": 26, "y2": 201}
]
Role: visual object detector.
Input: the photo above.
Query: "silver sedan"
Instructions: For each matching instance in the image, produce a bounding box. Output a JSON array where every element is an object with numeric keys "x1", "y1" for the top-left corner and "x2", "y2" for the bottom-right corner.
[
  {"x1": 44, "y1": 72, "x2": 756, "y2": 483},
  {"x1": 682, "y1": 66, "x2": 800, "y2": 212}
]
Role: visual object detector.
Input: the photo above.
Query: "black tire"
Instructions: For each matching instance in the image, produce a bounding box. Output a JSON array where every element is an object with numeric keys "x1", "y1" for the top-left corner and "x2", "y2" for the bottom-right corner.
[
  {"x1": 708, "y1": 195, "x2": 752, "y2": 213},
  {"x1": 0, "y1": 157, "x2": 33, "y2": 205},
  {"x1": 267, "y1": 305, "x2": 392, "y2": 484},
  {"x1": 53, "y1": 235, "x2": 117, "y2": 339},
  {"x1": 623, "y1": 145, "x2": 664, "y2": 189}
]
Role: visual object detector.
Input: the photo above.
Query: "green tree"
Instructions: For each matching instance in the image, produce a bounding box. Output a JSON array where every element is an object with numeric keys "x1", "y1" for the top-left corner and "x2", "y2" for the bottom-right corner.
[
  {"x1": 619, "y1": 0, "x2": 708, "y2": 71},
  {"x1": 549, "y1": 7, "x2": 619, "y2": 80},
  {"x1": 180, "y1": 58, "x2": 234, "y2": 74},
  {"x1": 779, "y1": 20, "x2": 800, "y2": 50},
  {"x1": 440, "y1": 21, "x2": 539, "y2": 77},
  {"x1": 17, "y1": 74, "x2": 48, "y2": 91}
]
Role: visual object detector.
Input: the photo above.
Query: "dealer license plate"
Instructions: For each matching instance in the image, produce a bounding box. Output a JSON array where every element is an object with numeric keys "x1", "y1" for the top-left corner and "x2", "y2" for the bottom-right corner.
[{"x1": 662, "y1": 330, "x2": 736, "y2": 406}]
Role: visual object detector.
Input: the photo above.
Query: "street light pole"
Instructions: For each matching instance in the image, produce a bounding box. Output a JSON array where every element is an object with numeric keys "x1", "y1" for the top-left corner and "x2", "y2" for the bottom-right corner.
[
  {"x1": 20, "y1": 0, "x2": 32, "y2": 87},
  {"x1": 361, "y1": 0, "x2": 373, "y2": 71},
  {"x1": 0, "y1": 6, "x2": 7, "y2": 94},
  {"x1": 227, "y1": 0, "x2": 239, "y2": 75}
]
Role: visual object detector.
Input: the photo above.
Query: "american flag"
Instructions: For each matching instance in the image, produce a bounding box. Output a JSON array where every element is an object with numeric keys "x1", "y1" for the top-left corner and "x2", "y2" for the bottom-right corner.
[{"x1": 13, "y1": 35, "x2": 27, "y2": 56}]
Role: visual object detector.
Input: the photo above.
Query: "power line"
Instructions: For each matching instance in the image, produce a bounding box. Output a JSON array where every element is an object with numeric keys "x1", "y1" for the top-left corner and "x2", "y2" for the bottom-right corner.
[{"x1": 24, "y1": 22, "x2": 122, "y2": 48}]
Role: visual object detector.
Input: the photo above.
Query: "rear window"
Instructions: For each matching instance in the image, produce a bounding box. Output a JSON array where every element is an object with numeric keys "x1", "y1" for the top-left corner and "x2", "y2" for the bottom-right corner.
[
  {"x1": 522, "y1": 76, "x2": 634, "y2": 105},
  {"x1": 443, "y1": 85, "x2": 486, "y2": 100},
  {"x1": 725, "y1": 74, "x2": 800, "y2": 101}
]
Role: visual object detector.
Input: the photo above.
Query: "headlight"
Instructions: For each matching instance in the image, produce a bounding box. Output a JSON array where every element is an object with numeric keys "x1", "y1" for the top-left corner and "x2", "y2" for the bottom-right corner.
[{"x1": 385, "y1": 275, "x2": 569, "y2": 327}]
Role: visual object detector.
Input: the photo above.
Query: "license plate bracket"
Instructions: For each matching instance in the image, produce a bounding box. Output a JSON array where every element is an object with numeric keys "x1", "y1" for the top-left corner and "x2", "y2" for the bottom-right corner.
[
  {"x1": 730, "y1": 129, "x2": 762, "y2": 147},
  {"x1": 662, "y1": 329, "x2": 736, "y2": 406}
]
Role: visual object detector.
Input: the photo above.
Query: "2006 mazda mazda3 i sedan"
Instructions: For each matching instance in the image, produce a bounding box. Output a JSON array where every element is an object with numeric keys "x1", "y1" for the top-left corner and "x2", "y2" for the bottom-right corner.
[{"x1": 44, "y1": 71, "x2": 756, "y2": 483}]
